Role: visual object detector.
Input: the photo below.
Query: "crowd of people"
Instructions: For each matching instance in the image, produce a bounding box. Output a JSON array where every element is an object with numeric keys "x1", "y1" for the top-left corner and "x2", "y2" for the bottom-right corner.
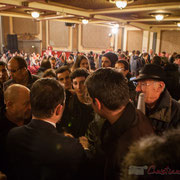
[{"x1": 0, "y1": 48, "x2": 180, "y2": 180}]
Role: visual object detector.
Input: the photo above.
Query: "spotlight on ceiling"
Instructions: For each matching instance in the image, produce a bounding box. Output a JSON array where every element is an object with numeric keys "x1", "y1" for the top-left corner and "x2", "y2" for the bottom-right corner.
[
  {"x1": 150, "y1": 13, "x2": 171, "y2": 21},
  {"x1": 108, "y1": 0, "x2": 134, "y2": 9},
  {"x1": 31, "y1": 11, "x2": 40, "y2": 18},
  {"x1": 82, "y1": 19, "x2": 89, "y2": 25}
]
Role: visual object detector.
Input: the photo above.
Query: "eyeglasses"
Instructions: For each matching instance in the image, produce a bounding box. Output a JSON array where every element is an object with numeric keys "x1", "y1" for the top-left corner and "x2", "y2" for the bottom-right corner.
[{"x1": 136, "y1": 82, "x2": 157, "y2": 89}]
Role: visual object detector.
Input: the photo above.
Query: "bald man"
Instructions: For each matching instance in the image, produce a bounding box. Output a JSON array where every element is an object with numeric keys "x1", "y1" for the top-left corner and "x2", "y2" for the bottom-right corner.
[{"x1": 0, "y1": 84, "x2": 31, "y2": 175}]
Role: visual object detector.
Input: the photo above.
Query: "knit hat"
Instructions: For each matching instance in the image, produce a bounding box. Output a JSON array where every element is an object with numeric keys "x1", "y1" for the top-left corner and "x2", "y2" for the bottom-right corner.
[
  {"x1": 103, "y1": 52, "x2": 118, "y2": 67},
  {"x1": 133, "y1": 64, "x2": 166, "y2": 82}
]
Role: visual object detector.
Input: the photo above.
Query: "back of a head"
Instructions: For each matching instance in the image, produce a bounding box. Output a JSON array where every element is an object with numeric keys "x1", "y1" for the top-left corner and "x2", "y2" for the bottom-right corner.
[
  {"x1": 85, "y1": 68, "x2": 129, "y2": 110},
  {"x1": 40, "y1": 59, "x2": 51, "y2": 69},
  {"x1": 121, "y1": 128, "x2": 180, "y2": 180},
  {"x1": 4, "y1": 84, "x2": 29, "y2": 103},
  {"x1": 152, "y1": 56, "x2": 162, "y2": 66},
  {"x1": 30, "y1": 78, "x2": 65, "y2": 119}
]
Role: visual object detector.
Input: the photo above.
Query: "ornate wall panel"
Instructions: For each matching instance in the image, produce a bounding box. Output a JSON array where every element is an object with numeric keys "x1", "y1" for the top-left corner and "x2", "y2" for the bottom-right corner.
[
  {"x1": 49, "y1": 21, "x2": 69, "y2": 48},
  {"x1": 13, "y1": 17, "x2": 39, "y2": 35},
  {"x1": 126, "y1": 30, "x2": 143, "y2": 52},
  {"x1": 2, "y1": 16, "x2": 10, "y2": 46},
  {"x1": 81, "y1": 24, "x2": 111, "y2": 50},
  {"x1": 160, "y1": 30, "x2": 180, "y2": 54}
]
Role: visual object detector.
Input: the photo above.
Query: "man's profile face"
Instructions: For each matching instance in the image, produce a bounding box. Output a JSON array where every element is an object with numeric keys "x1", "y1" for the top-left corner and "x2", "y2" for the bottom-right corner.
[
  {"x1": 57, "y1": 70, "x2": 72, "y2": 90},
  {"x1": 0, "y1": 65, "x2": 8, "y2": 83},
  {"x1": 135, "y1": 79, "x2": 163, "y2": 106},
  {"x1": 102, "y1": 56, "x2": 111, "y2": 67},
  {"x1": 72, "y1": 76, "x2": 86, "y2": 96},
  {"x1": 8, "y1": 59, "x2": 25, "y2": 83}
]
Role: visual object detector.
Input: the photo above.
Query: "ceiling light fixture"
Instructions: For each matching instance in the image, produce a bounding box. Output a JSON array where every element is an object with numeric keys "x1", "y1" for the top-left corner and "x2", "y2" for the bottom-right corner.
[
  {"x1": 31, "y1": 11, "x2": 40, "y2": 18},
  {"x1": 150, "y1": 13, "x2": 171, "y2": 21},
  {"x1": 116, "y1": 0, "x2": 127, "y2": 9},
  {"x1": 114, "y1": 24, "x2": 119, "y2": 28},
  {"x1": 177, "y1": 22, "x2": 180, "y2": 27},
  {"x1": 82, "y1": 19, "x2": 89, "y2": 25},
  {"x1": 108, "y1": 0, "x2": 134, "y2": 9},
  {"x1": 155, "y1": 14, "x2": 164, "y2": 21},
  {"x1": 112, "y1": 27, "x2": 118, "y2": 34}
]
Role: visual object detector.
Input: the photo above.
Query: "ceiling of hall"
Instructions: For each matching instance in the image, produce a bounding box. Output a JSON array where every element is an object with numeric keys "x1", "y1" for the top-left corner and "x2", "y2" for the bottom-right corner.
[{"x1": 0, "y1": 0, "x2": 180, "y2": 31}]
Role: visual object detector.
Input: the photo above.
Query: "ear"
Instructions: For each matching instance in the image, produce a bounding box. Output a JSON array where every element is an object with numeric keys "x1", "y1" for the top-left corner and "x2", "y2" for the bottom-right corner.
[
  {"x1": 55, "y1": 104, "x2": 63, "y2": 116},
  {"x1": 158, "y1": 81, "x2": 165, "y2": 92},
  {"x1": 5, "y1": 100, "x2": 13, "y2": 109},
  {"x1": 94, "y1": 98, "x2": 102, "y2": 110}
]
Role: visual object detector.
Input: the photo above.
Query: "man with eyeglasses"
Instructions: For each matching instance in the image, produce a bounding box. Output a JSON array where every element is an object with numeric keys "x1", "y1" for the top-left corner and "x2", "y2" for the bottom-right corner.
[
  {"x1": 3, "y1": 56, "x2": 39, "y2": 90},
  {"x1": 133, "y1": 64, "x2": 180, "y2": 135}
]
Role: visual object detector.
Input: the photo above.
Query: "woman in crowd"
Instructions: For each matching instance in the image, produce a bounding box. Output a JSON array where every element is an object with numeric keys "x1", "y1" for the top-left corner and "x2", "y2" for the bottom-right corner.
[{"x1": 71, "y1": 55, "x2": 91, "y2": 72}]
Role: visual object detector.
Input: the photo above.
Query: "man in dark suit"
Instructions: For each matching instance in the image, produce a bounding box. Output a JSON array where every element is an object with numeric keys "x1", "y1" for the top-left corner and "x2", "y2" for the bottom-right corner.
[{"x1": 7, "y1": 78, "x2": 86, "y2": 180}]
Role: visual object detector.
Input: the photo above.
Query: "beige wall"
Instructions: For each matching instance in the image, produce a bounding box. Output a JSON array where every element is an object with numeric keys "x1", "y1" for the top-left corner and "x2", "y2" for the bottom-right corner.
[
  {"x1": 42, "y1": 21, "x2": 46, "y2": 50},
  {"x1": 72, "y1": 24, "x2": 78, "y2": 52},
  {"x1": 117, "y1": 28, "x2": 122, "y2": 50},
  {"x1": 126, "y1": 30, "x2": 143, "y2": 52},
  {"x1": 13, "y1": 17, "x2": 39, "y2": 35},
  {"x1": 160, "y1": 30, "x2": 180, "y2": 54},
  {"x1": 48, "y1": 21, "x2": 70, "y2": 50},
  {"x1": 79, "y1": 24, "x2": 111, "y2": 53},
  {"x1": 5, "y1": 16, "x2": 180, "y2": 55},
  {"x1": 2, "y1": 16, "x2": 10, "y2": 46}
]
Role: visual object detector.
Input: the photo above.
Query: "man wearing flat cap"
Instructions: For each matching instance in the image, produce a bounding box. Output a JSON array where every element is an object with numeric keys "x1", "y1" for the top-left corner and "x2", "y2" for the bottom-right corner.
[{"x1": 134, "y1": 64, "x2": 180, "y2": 135}]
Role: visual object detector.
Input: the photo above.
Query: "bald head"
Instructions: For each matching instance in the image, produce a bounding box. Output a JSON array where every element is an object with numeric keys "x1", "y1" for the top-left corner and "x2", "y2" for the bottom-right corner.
[
  {"x1": 4, "y1": 84, "x2": 31, "y2": 124},
  {"x1": 4, "y1": 84, "x2": 30, "y2": 103}
]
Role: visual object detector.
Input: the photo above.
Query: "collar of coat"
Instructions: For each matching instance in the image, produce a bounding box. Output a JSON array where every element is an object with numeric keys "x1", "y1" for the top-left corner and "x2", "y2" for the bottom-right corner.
[
  {"x1": 101, "y1": 102, "x2": 137, "y2": 147},
  {"x1": 148, "y1": 89, "x2": 172, "y2": 123}
]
